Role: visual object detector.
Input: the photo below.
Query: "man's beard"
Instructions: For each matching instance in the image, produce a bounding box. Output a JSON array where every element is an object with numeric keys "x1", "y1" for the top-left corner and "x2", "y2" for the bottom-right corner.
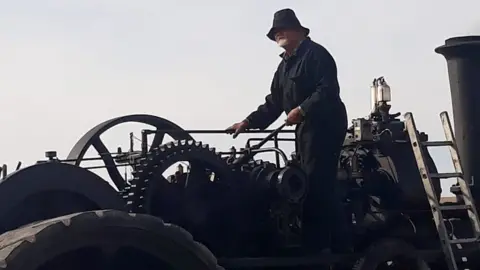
[{"x1": 276, "y1": 38, "x2": 288, "y2": 47}]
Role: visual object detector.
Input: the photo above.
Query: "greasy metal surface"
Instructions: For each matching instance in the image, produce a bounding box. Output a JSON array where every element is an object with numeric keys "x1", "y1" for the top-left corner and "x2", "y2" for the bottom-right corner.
[{"x1": 66, "y1": 114, "x2": 194, "y2": 190}]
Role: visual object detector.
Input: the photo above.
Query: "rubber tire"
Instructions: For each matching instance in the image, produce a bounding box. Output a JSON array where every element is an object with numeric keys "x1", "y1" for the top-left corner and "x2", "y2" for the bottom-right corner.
[
  {"x1": 0, "y1": 162, "x2": 126, "y2": 232},
  {"x1": 353, "y1": 238, "x2": 431, "y2": 270},
  {"x1": 0, "y1": 210, "x2": 223, "y2": 270}
]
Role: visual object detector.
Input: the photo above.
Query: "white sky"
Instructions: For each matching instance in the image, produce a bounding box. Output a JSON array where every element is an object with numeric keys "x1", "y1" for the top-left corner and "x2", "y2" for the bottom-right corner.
[{"x1": 0, "y1": 0, "x2": 479, "y2": 195}]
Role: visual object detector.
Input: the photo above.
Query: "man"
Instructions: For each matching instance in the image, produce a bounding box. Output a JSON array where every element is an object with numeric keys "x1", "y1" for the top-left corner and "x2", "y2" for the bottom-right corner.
[{"x1": 226, "y1": 8, "x2": 352, "y2": 254}]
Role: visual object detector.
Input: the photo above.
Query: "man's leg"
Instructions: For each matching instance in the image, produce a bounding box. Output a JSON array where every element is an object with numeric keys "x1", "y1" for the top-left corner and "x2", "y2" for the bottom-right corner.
[{"x1": 300, "y1": 118, "x2": 352, "y2": 253}]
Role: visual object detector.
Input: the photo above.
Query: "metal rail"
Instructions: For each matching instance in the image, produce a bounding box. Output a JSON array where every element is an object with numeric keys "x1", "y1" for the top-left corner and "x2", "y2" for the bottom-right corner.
[
  {"x1": 142, "y1": 128, "x2": 297, "y2": 167},
  {"x1": 27, "y1": 128, "x2": 297, "y2": 174},
  {"x1": 32, "y1": 127, "x2": 296, "y2": 170}
]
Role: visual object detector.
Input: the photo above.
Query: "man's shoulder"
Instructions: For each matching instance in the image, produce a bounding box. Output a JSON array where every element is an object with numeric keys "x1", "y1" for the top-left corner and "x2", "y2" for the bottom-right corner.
[{"x1": 304, "y1": 39, "x2": 334, "y2": 59}]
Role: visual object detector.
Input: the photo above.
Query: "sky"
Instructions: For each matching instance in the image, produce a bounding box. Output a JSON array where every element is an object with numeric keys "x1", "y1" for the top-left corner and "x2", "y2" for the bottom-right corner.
[{"x1": 0, "y1": 0, "x2": 479, "y2": 196}]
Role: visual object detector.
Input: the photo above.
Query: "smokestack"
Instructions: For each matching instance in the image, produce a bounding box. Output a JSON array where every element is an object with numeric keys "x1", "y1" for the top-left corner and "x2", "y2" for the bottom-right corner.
[{"x1": 435, "y1": 36, "x2": 480, "y2": 196}]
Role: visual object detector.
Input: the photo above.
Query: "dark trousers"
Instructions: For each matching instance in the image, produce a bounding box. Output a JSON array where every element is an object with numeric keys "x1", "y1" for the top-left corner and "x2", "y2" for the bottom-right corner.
[{"x1": 296, "y1": 101, "x2": 352, "y2": 252}]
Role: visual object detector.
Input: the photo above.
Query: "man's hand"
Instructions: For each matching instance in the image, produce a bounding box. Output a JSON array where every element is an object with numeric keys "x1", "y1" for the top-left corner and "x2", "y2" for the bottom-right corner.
[
  {"x1": 285, "y1": 107, "x2": 304, "y2": 126},
  {"x1": 226, "y1": 120, "x2": 249, "y2": 138}
]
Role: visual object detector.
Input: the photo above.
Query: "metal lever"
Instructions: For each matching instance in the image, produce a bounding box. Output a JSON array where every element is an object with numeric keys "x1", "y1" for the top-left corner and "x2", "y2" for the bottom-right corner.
[
  {"x1": 232, "y1": 123, "x2": 286, "y2": 165},
  {"x1": 250, "y1": 123, "x2": 286, "y2": 150}
]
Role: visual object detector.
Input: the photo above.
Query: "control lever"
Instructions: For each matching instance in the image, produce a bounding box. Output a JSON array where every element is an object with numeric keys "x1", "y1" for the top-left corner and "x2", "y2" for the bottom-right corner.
[
  {"x1": 250, "y1": 123, "x2": 286, "y2": 150},
  {"x1": 232, "y1": 123, "x2": 286, "y2": 165}
]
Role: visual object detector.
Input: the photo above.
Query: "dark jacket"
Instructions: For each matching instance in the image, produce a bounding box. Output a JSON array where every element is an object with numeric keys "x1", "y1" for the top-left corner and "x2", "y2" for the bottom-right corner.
[{"x1": 245, "y1": 38, "x2": 342, "y2": 129}]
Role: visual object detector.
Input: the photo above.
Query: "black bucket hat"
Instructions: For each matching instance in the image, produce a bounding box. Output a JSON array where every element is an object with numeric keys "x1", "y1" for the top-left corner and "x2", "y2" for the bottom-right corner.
[{"x1": 267, "y1": 8, "x2": 310, "y2": 41}]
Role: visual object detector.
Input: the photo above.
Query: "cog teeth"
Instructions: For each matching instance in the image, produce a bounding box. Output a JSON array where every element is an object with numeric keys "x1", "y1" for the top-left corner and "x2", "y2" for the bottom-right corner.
[{"x1": 127, "y1": 139, "x2": 231, "y2": 212}]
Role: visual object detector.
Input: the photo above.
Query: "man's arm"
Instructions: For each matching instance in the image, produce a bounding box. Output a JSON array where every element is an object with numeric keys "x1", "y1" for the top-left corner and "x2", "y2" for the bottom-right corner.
[
  {"x1": 245, "y1": 71, "x2": 283, "y2": 129},
  {"x1": 299, "y1": 48, "x2": 339, "y2": 117}
]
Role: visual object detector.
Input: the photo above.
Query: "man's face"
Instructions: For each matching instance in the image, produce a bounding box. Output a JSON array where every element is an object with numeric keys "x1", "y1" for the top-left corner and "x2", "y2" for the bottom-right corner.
[{"x1": 274, "y1": 28, "x2": 302, "y2": 48}]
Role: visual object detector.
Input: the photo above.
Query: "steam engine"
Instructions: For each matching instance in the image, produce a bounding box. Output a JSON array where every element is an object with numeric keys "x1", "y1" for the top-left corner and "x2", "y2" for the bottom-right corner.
[
  {"x1": 1, "y1": 35, "x2": 480, "y2": 270},
  {"x1": 119, "y1": 77, "x2": 444, "y2": 257},
  {"x1": 338, "y1": 78, "x2": 442, "y2": 234}
]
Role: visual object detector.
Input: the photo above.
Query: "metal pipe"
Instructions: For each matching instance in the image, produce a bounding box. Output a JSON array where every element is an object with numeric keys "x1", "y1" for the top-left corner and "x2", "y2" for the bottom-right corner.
[
  {"x1": 129, "y1": 132, "x2": 134, "y2": 152},
  {"x1": 273, "y1": 135, "x2": 280, "y2": 166},
  {"x1": 435, "y1": 36, "x2": 480, "y2": 196},
  {"x1": 83, "y1": 164, "x2": 131, "y2": 170},
  {"x1": 250, "y1": 147, "x2": 289, "y2": 165},
  {"x1": 144, "y1": 129, "x2": 295, "y2": 134},
  {"x1": 245, "y1": 137, "x2": 295, "y2": 149},
  {"x1": 1, "y1": 164, "x2": 6, "y2": 179},
  {"x1": 251, "y1": 124, "x2": 286, "y2": 150},
  {"x1": 141, "y1": 130, "x2": 148, "y2": 155}
]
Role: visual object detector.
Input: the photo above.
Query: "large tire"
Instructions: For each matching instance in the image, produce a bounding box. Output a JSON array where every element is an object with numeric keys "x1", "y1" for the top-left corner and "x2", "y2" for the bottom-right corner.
[
  {"x1": 0, "y1": 210, "x2": 223, "y2": 270},
  {"x1": 353, "y1": 238, "x2": 430, "y2": 270},
  {"x1": 0, "y1": 162, "x2": 125, "y2": 233}
]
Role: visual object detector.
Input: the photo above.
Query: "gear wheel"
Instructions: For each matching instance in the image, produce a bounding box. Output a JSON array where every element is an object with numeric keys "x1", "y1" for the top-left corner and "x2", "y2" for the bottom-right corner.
[
  {"x1": 353, "y1": 238, "x2": 431, "y2": 270},
  {"x1": 0, "y1": 209, "x2": 223, "y2": 270},
  {"x1": 125, "y1": 140, "x2": 240, "y2": 256},
  {"x1": 126, "y1": 140, "x2": 234, "y2": 214}
]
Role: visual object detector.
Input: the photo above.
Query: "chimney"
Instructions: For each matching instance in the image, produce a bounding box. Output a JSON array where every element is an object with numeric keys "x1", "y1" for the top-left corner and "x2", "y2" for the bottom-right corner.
[{"x1": 435, "y1": 36, "x2": 480, "y2": 197}]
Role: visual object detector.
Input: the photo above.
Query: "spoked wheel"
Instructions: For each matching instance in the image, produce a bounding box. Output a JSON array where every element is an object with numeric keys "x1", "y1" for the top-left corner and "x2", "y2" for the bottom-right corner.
[
  {"x1": 353, "y1": 238, "x2": 431, "y2": 270},
  {"x1": 0, "y1": 210, "x2": 222, "y2": 270},
  {"x1": 66, "y1": 114, "x2": 194, "y2": 191}
]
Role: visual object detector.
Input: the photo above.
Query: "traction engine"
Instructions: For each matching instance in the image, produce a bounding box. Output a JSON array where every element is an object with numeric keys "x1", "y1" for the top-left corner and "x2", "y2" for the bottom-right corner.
[{"x1": 0, "y1": 35, "x2": 478, "y2": 270}]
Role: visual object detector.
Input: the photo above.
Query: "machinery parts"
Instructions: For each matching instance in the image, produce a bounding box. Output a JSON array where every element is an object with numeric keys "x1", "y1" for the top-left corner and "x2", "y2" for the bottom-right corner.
[
  {"x1": 0, "y1": 162, "x2": 22, "y2": 180},
  {"x1": 126, "y1": 140, "x2": 239, "y2": 255},
  {"x1": 126, "y1": 140, "x2": 234, "y2": 213},
  {"x1": 108, "y1": 86, "x2": 447, "y2": 258},
  {"x1": 353, "y1": 238, "x2": 431, "y2": 270},
  {"x1": 338, "y1": 132, "x2": 442, "y2": 241},
  {"x1": 126, "y1": 137, "x2": 308, "y2": 256},
  {"x1": 0, "y1": 162, "x2": 125, "y2": 234},
  {"x1": 369, "y1": 76, "x2": 392, "y2": 122},
  {"x1": 0, "y1": 35, "x2": 477, "y2": 270},
  {"x1": 66, "y1": 114, "x2": 194, "y2": 190},
  {"x1": 0, "y1": 209, "x2": 222, "y2": 270},
  {"x1": 233, "y1": 159, "x2": 307, "y2": 205},
  {"x1": 231, "y1": 158, "x2": 308, "y2": 252},
  {"x1": 339, "y1": 77, "x2": 443, "y2": 237}
]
